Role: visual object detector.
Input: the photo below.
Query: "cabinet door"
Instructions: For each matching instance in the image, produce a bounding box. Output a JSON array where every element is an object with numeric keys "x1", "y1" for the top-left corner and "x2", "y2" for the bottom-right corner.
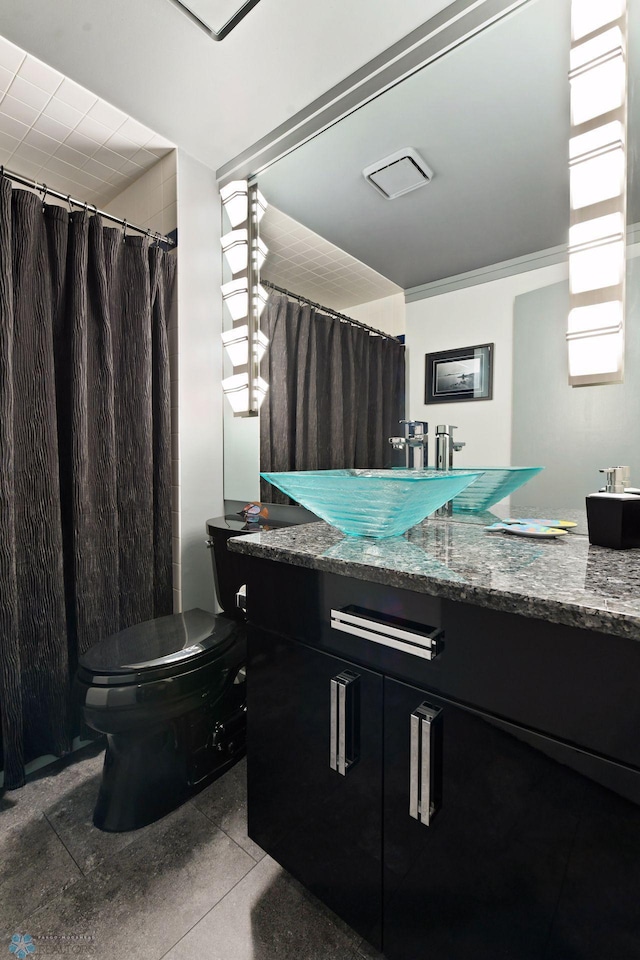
[
  {"x1": 247, "y1": 626, "x2": 383, "y2": 949},
  {"x1": 384, "y1": 677, "x2": 584, "y2": 960}
]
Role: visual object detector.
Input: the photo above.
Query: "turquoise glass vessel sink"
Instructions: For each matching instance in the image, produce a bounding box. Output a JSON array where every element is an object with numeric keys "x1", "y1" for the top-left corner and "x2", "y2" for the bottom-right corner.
[
  {"x1": 449, "y1": 467, "x2": 544, "y2": 513},
  {"x1": 260, "y1": 469, "x2": 482, "y2": 539}
]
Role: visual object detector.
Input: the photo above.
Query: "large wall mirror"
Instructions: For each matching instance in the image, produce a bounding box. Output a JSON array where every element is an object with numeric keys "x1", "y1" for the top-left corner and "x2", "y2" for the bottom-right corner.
[{"x1": 224, "y1": 0, "x2": 640, "y2": 515}]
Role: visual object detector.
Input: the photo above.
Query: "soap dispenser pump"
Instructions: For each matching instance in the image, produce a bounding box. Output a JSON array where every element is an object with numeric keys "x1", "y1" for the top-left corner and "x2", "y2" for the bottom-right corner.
[{"x1": 586, "y1": 466, "x2": 640, "y2": 549}]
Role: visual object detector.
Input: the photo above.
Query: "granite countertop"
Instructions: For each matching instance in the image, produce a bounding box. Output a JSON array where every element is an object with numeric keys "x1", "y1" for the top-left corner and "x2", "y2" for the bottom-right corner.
[{"x1": 229, "y1": 517, "x2": 640, "y2": 641}]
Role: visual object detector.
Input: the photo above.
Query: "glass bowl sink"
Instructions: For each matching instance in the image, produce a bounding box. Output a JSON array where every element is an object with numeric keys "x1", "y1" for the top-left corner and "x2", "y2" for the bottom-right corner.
[
  {"x1": 260, "y1": 469, "x2": 482, "y2": 538},
  {"x1": 448, "y1": 466, "x2": 544, "y2": 513}
]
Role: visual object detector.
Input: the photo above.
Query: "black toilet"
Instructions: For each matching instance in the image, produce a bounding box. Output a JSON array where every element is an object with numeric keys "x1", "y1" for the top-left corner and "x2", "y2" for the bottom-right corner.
[{"x1": 76, "y1": 518, "x2": 253, "y2": 832}]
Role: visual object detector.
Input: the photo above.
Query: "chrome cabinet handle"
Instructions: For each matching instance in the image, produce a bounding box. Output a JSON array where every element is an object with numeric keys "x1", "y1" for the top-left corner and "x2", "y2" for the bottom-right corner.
[
  {"x1": 330, "y1": 671, "x2": 360, "y2": 776},
  {"x1": 330, "y1": 606, "x2": 443, "y2": 661},
  {"x1": 409, "y1": 702, "x2": 443, "y2": 826}
]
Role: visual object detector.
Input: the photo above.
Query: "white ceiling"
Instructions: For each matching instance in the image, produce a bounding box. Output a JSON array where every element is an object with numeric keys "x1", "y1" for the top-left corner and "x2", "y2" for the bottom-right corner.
[
  {"x1": 0, "y1": 35, "x2": 173, "y2": 206},
  {"x1": 261, "y1": 205, "x2": 400, "y2": 310},
  {"x1": 0, "y1": 0, "x2": 460, "y2": 171}
]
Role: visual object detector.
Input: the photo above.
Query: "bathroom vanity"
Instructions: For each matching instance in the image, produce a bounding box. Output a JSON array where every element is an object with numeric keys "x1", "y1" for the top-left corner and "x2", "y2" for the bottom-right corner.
[{"x1": 229, "y1": 519, "x2": 640, "y2": 960}]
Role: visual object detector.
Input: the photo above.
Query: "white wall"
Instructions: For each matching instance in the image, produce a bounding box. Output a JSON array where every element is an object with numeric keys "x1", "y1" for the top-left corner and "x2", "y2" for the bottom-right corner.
[
  {"x1": 405, "y1": 260, "x2": 568, "y2": 468},
  {"x1": 338, "y1": 292, "x2": 405, "y2": 337},
  {"x1": 103, "y1": 152, "x2": 177, "y2": 239},
  {"x1": 176, "y1": 149, "x2": 223, "y2": 613}
]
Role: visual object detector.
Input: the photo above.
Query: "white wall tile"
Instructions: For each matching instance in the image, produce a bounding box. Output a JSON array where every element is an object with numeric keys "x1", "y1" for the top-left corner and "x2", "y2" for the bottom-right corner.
[
  {"x1": 0, "y1": 130, "x2": 20, "y2": 154},
  {"x1": 0, "y1": 96, "x2": 39, "y2": 126},
  {"x1": 42, "y1": 97, "x2": 83, "y2": 128},
  {"x1": 33, "y1": 113, "x2": 72, "y2": 142},
  {"x1": 18, "y1": 56, "x2": 63, "y2": 94},
  {"x1": 55, "y1": 77, "x2": 96, "y2": 113},
  {"x1": 0, "y1": 36, "x2": 25, "y2": 74},
  {"x1": 0, "y1": 112, "x2": 28, "y2": 141},
  {"x1": 87, "y1": 99, "x2": 127, "y2": 130},
  {"x1": 7, "y1": 75, "x2": 50, "y2": 110}
]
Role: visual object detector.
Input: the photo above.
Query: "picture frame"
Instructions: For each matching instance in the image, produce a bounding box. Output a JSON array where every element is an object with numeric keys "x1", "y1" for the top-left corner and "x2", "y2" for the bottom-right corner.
[{"x1": 425, "y1": 343, "x2": 493, "y2": 404}]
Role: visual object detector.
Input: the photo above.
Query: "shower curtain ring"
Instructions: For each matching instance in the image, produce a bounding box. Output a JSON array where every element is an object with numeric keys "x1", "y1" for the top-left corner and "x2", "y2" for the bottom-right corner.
[
  {"x1": 40, "y1": 183, "x2": 48, "y2": 206},
  {"x1": 66, "y1": 195, "x2": 73, "y2": 213},
  {"x1": 122, "y1": 219, "x2": 127, "y2": 242}
]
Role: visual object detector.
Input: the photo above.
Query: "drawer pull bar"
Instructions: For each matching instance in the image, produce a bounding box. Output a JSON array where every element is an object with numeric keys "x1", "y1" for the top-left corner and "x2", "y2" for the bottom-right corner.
[
  {"x1": 330, "y1": 670, "x2": 360, "y2": 776},
  {"x1": 330, "y1": 608, "x2": 443, "y2": 661},
  {"x1": 409, "y1": 703, "x2": 443, "y2": 826}
]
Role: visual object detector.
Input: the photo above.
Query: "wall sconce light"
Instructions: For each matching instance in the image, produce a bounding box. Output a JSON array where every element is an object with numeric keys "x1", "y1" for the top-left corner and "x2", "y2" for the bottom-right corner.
[
  {"x1": 221, "y1": 325, "x2": 269, "y2": 366},
  {"x1": 220, "y1": 178, "x2": 270, "y2": 415},
  {"x1": 220, "y1": 180, "x2": 249, "y2": 228},
  {"x1": 567, "y1": 0, "x2": 627, "y2": 386}
]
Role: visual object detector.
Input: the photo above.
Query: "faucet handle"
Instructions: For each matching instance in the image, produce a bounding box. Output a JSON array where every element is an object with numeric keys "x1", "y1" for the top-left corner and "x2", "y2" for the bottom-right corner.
[{"x1": 399, "y1": 420, "x2": 428, "y2": 438}]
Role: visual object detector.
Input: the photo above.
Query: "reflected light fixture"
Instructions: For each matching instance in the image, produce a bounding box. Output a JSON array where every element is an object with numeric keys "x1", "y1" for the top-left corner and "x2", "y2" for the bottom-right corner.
[
  {"x1": 567, "y1": 0, "x2": 627, "y2": 386},
  {"x1": 220, "y1": 178, "x2": 270, "y2": 416}
]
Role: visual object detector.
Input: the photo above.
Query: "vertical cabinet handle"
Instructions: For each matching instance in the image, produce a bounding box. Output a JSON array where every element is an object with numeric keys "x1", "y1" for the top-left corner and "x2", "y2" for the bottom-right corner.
[
  {"x1": 330, "y1": 671, "x2": 360, "y2": 776},
  {"x1": 409, "y1": 702, "x2": 443, "y2": 826}
]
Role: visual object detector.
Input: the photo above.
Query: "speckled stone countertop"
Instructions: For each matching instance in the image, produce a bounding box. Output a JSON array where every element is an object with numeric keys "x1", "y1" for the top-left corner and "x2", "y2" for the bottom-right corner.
[{"x1": 229, "y1": 516, "x2": 640, "y2": 640}]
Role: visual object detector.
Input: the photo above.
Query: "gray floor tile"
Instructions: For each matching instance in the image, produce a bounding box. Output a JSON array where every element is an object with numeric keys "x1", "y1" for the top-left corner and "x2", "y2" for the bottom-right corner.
[
  {"x1": 193, "y1": 758, "x2": 265, "y2": 862},
  {"x1": 0, "y1": 743, "x2": 105, "y2": 833},
  {"x1": 21, "y1": 803, "x2": 256, "y2": 960},
  {"x1": 0, "y1": 814, "x2": 83, "y2": 936},
  {"x1": 162, "y1": 854, "x2": 366, "y2": 960},
  {"x1": 43, "y1": 767, "x2": 157, "y2": 875}
]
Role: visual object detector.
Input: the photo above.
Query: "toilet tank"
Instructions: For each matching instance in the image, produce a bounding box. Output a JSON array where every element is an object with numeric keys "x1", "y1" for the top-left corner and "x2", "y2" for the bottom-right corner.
[{"x1": 206, "y1": 515, "x2": 303, "y2": 618}]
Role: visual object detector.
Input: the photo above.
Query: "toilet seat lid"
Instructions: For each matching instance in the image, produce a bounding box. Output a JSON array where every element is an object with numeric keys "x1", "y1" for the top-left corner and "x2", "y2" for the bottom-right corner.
[{"x1": 80, "y1": 608, "x2": 236, "y2": 677}]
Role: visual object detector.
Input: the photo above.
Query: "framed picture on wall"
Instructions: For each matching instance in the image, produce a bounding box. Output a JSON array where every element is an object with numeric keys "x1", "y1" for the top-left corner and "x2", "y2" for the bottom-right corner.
[{"x1": 425, "y1": 343, "x2": 493, "y2": 404}]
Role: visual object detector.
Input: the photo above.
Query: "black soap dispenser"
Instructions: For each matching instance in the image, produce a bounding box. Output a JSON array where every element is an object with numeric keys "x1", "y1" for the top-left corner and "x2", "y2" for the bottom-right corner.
[{"x1": 586, "y1": 466, "x2": 640, "y2": 549}]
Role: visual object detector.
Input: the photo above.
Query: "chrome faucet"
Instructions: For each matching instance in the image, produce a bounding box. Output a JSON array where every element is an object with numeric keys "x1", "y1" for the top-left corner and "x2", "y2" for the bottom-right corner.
[
  {"x1": 389, "y1": 420, "x2": 429, "y2": 469},
  {"x1": 435, "y1": 424, "x2": 465, "y2": 471},
  {"x1": 435, "y1": 425, "x2": 466, "y2": 516}
]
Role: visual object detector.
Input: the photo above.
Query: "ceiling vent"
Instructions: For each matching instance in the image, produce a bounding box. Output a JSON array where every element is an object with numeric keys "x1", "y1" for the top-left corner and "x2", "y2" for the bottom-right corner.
[{"x1": 363, "y1": 148, "x2": 434, "y2": 200}]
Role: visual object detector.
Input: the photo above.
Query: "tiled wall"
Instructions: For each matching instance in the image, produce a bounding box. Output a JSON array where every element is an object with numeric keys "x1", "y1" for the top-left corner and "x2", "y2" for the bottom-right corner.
[
  {"x1": 339, "y1": 292, "x2": 406, "y2": 337},
  {"x1": 104, "y1": 152, "x2": 181, "y2": 611}
]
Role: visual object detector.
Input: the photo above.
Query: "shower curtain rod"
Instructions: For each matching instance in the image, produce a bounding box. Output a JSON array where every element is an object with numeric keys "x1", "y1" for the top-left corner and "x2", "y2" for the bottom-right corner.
[
  {"x1": 0, "y1": 166, "x2": 176, "y2": 247},
  {"x1": 262, "y1": 280, "x2": 401, "y2": 342}
]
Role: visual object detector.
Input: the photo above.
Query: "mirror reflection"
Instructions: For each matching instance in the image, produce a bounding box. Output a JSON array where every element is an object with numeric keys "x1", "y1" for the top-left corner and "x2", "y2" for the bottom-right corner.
[{"x1": 224, "y1": 0, "x2": 640, "y2": 516}]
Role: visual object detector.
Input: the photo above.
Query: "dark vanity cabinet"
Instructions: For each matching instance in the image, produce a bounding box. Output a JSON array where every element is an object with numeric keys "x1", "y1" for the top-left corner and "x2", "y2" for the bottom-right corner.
[{"x1": 245, "y1": 557, "x2": 640, "y2": 960}]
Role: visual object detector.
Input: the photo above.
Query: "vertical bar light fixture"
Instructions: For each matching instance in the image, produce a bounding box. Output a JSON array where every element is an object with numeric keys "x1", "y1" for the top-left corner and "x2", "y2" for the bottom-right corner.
[
  {"x1": 568, "y1": 0, "x2": 628, "y2": 386},
  {"x1": 221, "y1": 180, "x2": 269, "y2": 415}
]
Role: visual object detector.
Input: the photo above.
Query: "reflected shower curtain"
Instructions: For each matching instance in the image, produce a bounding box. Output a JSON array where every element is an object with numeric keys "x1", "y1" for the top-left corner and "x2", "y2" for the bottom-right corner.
[
  {"x1": 0, "y1": 181, "x2": 175, "y2": 789},
  {"x1": 260, "y1": 293, "x2": 405, "y2": 503}
]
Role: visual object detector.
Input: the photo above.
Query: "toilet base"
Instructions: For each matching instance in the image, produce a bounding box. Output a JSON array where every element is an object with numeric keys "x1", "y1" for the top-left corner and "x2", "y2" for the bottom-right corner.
[{"x1": 93, "y1": 703, "x2": 246, "y2": 832}]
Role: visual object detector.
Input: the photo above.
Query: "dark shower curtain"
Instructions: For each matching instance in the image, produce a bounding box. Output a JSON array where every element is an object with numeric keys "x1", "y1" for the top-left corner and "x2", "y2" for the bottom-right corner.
[
  {"x1": 0, "y1": 180, "x2": 176, "y2": 789},
  {"x1": 260, "y1": 293, "x2": 405, "y2": 502}
]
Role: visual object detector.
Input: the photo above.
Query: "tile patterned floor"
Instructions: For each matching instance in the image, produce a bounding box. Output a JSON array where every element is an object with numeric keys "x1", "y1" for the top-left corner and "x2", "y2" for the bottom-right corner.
[{"x1": 0, "y1": 744, "x2": 380, "y2": 959}]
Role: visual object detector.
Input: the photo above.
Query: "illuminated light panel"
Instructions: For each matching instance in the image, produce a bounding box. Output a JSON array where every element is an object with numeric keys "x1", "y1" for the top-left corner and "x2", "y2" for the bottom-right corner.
[
  {"x1": 569, "y1": 239, "x2": 625, "y2": 294},
  {"x1": 569, "y1": 212, "x2": 624, "y2": 247},
  {"x1": 221, "y1": 229, "x2": 249, "y2": 274},
  {"x1": 568, "y1": 332, "x2": 623, "y2": 377},
  {"x1": 570, "y1": 54, "x2": 625, "y2": 125},
  {"x1": 222, "y1": 372, "x2": 269, "y2": 414},
  {"x1": 222, "y1": 278, "x2": 249, "y2": 321},
  {"x1": 571, "y1": 0, "x2": 625, "y2": 41},
  {"x1": 568, "y1": 300, "x2": 623, "y2": 336},
  {"x1": 222, "y1": 325, "x2": 269, "y2": 367},
  {"x1": 569, "y1": 121, "x2": 624, "y2": 160},
  {"x1": 569, "y1": 145, "x2": 625, "y2": 209},
  {"x1": 220, "y1": 179, "x2": 249, "y2": 227},
  {"x1": 253, "y1": 189, "x2": 267, "y2": 224},
  {"x1": 570, "y1": 27, "x2": 624, "y2": 71}
]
